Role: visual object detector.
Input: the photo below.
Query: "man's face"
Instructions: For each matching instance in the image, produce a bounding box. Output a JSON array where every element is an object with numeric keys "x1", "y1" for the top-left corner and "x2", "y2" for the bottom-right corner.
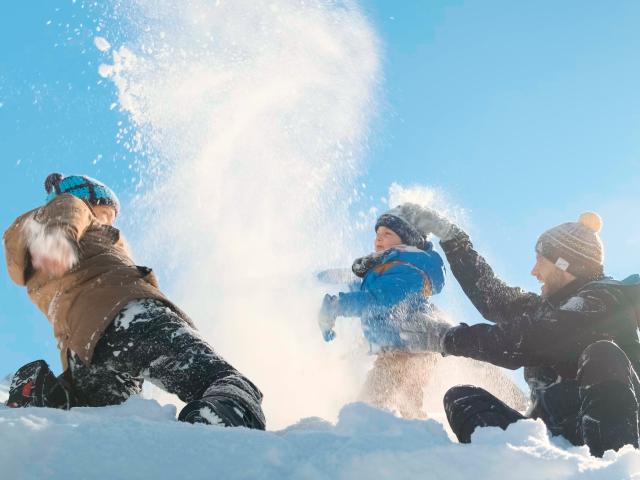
[
  {"x1": 531, "y1": 253, "x2": 574, "y2": 297},
  {"x1": 374, "y1": 226, "x2": 403, "y2": 252}
]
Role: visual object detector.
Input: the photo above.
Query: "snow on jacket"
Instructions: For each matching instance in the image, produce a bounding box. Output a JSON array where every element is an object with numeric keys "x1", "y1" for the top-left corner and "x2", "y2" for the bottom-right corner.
[
  {"x1": 438, "y1": 227, "x2": 640, "y2": 421},
  {"x1": 3, "y1": 194, "x2": 192, "y2": 370},
  {"x1": 336, "y1": 244, "x2": 446, "y2": 351}
]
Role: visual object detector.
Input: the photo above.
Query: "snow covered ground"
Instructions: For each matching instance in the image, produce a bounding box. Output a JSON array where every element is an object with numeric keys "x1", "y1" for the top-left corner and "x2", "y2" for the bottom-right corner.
[{"x1": 1, "y1": 383, "x2": 639, "y2": 480}]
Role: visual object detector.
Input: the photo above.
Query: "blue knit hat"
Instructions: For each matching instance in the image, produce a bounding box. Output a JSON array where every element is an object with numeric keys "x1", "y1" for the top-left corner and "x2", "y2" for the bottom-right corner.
[{"x1": 44, "y1": 173, "x2": 120, "y2": 215}]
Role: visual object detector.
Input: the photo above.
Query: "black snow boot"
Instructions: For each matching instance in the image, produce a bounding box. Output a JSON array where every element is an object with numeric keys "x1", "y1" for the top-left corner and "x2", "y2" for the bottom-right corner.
[
  {"x1": 580, "y1": 381, "x2": 639, "y2": 457},
  {"x1": 444, "y1": 385, "x2": 525, "y2": 443},
  {"x1": 178, "y1": 395, "x2": 266, "y2": 430},
  {"x1": 578, "y1": 341, "x2": 640, "y2": 457},
  {"x1": 6, "y1": 360, "x2": 75, "y2": 409}
]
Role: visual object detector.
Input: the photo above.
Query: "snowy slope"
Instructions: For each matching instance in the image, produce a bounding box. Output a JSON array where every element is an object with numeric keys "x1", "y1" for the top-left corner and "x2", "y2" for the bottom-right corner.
[
  {"x1": 1, "y1": 394, "x2": 639, "y2": 480},
  {"x1": 0, "y1": 377, "x2": 7, "y2": 404}
]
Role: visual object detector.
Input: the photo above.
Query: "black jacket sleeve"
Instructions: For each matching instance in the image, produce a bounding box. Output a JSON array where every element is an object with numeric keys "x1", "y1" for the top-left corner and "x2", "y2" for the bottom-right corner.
[
  {"x1": 442, "y1": 285, "x2": 628, "y2": 370},
  {"x1": 440, "y1": 227, "x2": 541, "y2": 324}
]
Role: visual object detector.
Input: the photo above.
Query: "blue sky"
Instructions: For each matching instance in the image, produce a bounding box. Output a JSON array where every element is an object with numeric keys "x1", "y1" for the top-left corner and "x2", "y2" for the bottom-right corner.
[{"x1": 1, "y1": 1, "x2": 639, "y2": 376}]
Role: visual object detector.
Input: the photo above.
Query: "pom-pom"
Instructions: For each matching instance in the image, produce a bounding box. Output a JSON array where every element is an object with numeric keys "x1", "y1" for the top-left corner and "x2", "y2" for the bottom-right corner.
[
  {"x1": 578, "y1": 212, "x2": 603, "y2": 233},
  {"x1": 44, "y1": 173, "x2": 64, "y2": 194}
]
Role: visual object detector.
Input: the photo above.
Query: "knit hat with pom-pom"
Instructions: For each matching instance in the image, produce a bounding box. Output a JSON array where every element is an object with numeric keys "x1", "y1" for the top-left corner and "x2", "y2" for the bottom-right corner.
[
  {"x1": 44, "y1": 173, "x2": 120, "y2": 215},
  {"x1": 535, "y1": 212, "x2": 604, "y2": 279}
]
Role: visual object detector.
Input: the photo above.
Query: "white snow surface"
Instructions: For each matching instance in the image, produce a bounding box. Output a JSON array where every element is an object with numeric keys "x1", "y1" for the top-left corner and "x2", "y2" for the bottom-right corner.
[{"x1": 1, "y1": 382, "x2": 639, "y2": 480}]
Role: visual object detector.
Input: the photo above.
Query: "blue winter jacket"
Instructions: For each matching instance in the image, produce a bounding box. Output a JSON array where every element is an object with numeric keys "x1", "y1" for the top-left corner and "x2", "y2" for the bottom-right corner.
[{"x1": 336, "y1": 244, "x2": 446, "y2": 351}]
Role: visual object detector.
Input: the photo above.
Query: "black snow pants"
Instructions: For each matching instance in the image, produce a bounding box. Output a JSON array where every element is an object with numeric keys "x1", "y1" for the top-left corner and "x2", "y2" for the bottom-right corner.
[
  {"x1": 444, "y1": 341, "x2": 640, "y2": 457},
  {"x1": 68, "y1": 299, "x2": 265, "y2": 428}
]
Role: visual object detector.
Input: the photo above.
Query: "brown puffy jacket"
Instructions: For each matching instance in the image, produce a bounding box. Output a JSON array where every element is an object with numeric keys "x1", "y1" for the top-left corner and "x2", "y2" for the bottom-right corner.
[{"x1": 3, "y1": 194, "x2": 190, "y2": 370}]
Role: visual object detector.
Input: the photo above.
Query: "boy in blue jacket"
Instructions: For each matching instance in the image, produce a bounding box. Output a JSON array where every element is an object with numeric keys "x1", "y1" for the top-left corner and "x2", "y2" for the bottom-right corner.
[{"x1": 319, "y1": 207, "x2": 446, "y2": 418}]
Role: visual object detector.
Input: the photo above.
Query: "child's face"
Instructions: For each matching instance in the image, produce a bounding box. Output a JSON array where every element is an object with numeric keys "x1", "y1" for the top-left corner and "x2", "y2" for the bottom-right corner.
[
  {"x1": 93, "y1": 205, "x2": 117, "y2": 226},
  {"x1": 374, "y1": 226, "x2": 403, "y2": 252}
]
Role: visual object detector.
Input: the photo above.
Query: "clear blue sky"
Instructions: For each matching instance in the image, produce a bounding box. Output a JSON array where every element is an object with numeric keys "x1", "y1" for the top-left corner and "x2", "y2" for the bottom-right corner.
[{"x1": 1, "y1": 1, "x2": 639, "y2": 375}]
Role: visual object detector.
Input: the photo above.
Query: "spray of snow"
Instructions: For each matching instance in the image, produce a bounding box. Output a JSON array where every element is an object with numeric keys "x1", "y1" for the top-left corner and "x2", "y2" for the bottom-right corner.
[
  {"x1": 98, "y1": 0, "x2": 380, "y2": 428},
  {"x1": 386, "y1": 182, "x2": 468, "y2": 226}
]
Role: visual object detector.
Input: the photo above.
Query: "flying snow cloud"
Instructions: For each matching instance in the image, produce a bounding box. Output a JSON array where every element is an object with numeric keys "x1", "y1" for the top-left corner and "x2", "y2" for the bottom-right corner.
[
  {"x1": 386, "y1": 182, "x2": 469, "y2": 228},
  {"x1": 96, "y1": 0, "x2": 525, "y2": 429},
  {"x1": 98, "y1": 0, "x2": 381, "y2": 428}
]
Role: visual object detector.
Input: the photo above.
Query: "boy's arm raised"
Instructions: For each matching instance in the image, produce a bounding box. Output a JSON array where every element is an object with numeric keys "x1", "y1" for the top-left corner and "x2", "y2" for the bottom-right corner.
[
  {"x1": 4, "y1": 195, "x2": 94, "y2": 281},
  {"x1": 33, "y1": 194, "x2": 94, "y2": 242}
]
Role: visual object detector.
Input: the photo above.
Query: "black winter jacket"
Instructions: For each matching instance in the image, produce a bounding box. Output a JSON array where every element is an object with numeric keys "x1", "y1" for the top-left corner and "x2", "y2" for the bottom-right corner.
[{"x1": 439, "y1": 228, "x2": 640, "y2": 419}]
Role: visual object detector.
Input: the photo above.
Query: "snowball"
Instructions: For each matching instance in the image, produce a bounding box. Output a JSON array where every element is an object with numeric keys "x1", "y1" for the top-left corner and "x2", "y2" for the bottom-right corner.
[{"x1": 94, "y1": 36, "x2": 111, "y2": 53}]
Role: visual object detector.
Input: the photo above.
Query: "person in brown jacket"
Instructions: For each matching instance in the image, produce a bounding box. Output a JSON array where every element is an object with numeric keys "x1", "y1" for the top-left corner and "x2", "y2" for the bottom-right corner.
[{"x1": 4, "y1": 173, "x2": 265, "y2": 430}]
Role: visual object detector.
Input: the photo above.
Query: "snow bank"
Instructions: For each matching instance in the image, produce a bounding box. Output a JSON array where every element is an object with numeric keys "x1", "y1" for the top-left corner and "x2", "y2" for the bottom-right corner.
[{"x1": 1, "y1": 397, "x2": 638, "y2": 480}]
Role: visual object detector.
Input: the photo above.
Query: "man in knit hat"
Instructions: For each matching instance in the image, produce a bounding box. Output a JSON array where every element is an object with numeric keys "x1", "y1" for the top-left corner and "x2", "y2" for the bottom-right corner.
[
  {"x1": 3, "y1": 173, "x2": 266, "y2": 430},
  {"x1": 395, "y1": 203, "x2": 640, "y2": 457}
]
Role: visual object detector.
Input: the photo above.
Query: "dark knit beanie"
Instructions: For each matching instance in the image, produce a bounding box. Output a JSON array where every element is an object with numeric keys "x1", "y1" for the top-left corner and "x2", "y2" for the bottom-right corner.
[
  {"x1": 44, "y1": 173, "x2": 120, "y2": 215},
  {"x1": 535, "y1": 212, "x2": 604, "y2": 279},
  {"x1": 375, "y1": 211, "x2": 427, "y2": 249}
]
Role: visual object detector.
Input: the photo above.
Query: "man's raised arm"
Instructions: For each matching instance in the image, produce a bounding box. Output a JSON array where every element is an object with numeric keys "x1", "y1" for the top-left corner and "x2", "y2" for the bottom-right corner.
[{"x1": 397, "y1": 203, "x2": 538, "y2": 323}]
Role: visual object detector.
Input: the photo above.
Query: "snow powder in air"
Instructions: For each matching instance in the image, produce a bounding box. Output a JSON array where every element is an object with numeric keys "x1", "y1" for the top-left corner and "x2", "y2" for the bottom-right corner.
[
  {"x1": 98, "y1": 0, "x2": 381, "y2": 429},
  {"x1": 93, "y1": 0, "x2": 527, "y2": 431}
]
